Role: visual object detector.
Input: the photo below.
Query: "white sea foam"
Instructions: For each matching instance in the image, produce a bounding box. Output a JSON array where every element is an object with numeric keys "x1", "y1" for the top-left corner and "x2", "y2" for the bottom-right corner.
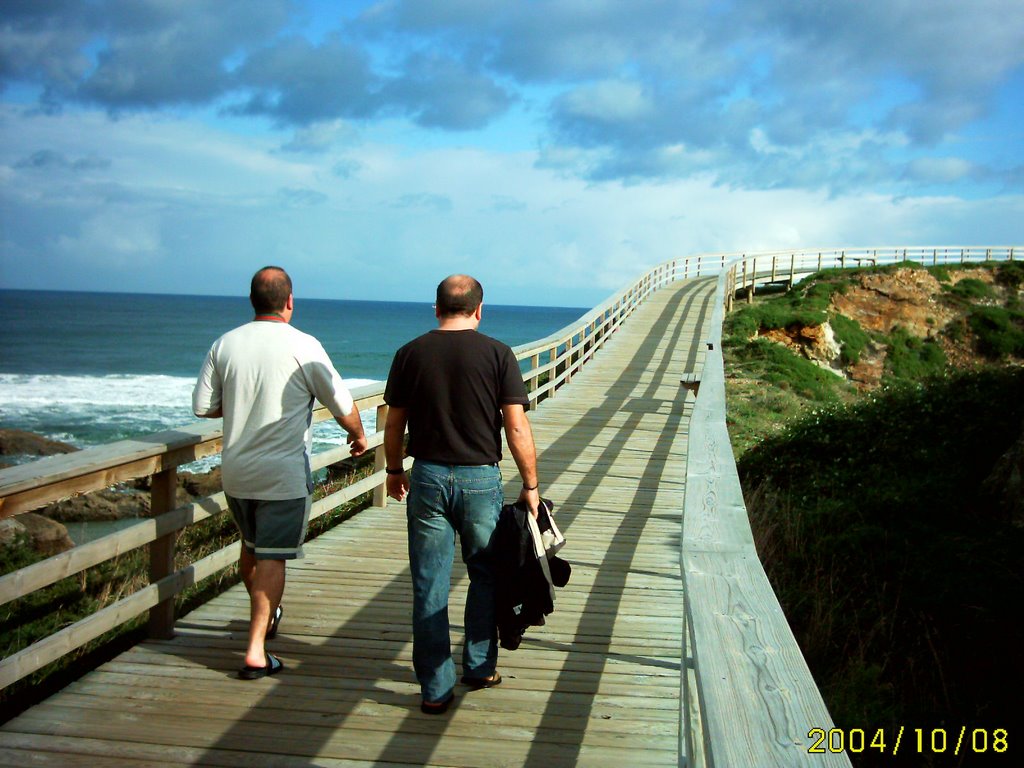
[
  {"x1": 0, "y1": 373, "x2": 198, "y2": 411},
  {"x1": 0, "y1": 373, "x2": 381, "y2": 451}
]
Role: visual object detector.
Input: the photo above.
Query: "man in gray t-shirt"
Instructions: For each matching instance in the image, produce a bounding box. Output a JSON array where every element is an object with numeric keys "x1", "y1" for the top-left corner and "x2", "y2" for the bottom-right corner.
[{"x1": 194, "y1": 266, "x2": 367, "y2": 679}]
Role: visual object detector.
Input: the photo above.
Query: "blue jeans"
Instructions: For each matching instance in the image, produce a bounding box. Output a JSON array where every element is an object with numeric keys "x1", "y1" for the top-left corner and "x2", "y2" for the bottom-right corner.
[{"x1": 406, "y1": 461, "x2": 502, "y2": 703}]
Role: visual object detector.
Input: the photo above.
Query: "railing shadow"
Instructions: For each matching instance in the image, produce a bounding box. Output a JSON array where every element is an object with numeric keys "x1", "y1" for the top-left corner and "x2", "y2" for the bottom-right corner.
[{"x1": 516, "y1": 278, "x2": 714, "y2": 765}]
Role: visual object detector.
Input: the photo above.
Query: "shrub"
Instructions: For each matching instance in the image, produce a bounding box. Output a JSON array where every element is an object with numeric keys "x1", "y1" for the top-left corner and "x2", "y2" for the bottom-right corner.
[
  {"x1": 739, "y1": 368, "x2": 1024, "y2": 735},
  {"x1": 995, "y1": 260, "x2": 1024, "y2": 289},
  {"x1": 884, "y1": 327, "x2": 947, "y2": 383},
  {"x1": 945, "y1": 278, "x2": 995, "y2": 302},
  {"x1": 968, "y1": 306, "x2": 1024, "y2": 359}
]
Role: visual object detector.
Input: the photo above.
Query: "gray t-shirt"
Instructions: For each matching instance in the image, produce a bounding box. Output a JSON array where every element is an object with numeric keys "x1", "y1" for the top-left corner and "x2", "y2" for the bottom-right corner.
[{"x1": 193, "y1": 320, "x2": 354, "y2": 500}]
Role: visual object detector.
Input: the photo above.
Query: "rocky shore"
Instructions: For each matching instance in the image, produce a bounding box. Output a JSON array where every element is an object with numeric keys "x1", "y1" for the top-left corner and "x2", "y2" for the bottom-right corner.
[{"x1": 0, "y1": 429, "x2": 223, "y2": 560}]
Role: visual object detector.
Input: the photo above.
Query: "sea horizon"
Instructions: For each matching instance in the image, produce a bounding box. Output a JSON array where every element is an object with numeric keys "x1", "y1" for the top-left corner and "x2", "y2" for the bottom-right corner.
[
  {"x1": 0, "y1": 286, "x2": 588, "y2": 312},
  {"x1": 1, "y1": 289, "x2": 588, "y2": 461}
]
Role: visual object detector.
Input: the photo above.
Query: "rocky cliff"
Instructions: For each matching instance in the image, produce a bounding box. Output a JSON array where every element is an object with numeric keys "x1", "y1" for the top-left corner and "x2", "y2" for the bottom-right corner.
[
  {"x1": 750, "y1": 265, "x2": 1022, "y2": 390},
  {"x1": 1, "y1": 428, "x2": 223, "y2": 561}
]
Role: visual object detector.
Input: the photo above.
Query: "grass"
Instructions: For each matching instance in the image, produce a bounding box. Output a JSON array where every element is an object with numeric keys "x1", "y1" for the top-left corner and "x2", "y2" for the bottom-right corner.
[{"x1": 0, "y1": 452, "x2": 377, "y2": 722}]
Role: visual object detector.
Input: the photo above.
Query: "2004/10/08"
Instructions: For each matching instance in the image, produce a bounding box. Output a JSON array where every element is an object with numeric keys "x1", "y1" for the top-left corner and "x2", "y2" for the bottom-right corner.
[{"x1": 807, "y1": 726, "x2": 1009, "y2": 756}]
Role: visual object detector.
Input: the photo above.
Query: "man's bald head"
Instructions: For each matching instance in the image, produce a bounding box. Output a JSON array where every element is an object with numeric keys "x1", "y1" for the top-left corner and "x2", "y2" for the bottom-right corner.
[
  {"x1": 436, "y1": 274, "x2": 483, "y2": 317},
  {"x1": 250, "y1": 266, "x2": 292, "y2": 314}
]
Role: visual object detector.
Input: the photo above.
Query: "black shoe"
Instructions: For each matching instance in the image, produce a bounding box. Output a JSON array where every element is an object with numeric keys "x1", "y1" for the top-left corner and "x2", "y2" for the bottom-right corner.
[
  {"x1": 461, "y1": 672, "x2": 502, "y2": 689},
  {"x1": 420, "y1": 693, "x2": 455, "y2": 714}
]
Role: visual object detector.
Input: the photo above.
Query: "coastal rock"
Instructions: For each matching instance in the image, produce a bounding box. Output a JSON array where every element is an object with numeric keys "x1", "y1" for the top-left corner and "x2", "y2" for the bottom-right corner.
[
  {"x1": 0, "y1": 513, "x2": 75, "y2": 557},
  {"x1": 0, "y1": 429, "x2": 77, "y2": 457},
  {"x1": 179, "y1": 467, "x2": 223, "y2": 499},
  {"x1": 41, "y1": 466, "x2": 221, "y2": 525},
  {"x1": 829, "y1": 268, "x2": 954, "y2": 338},
  {"x1": 759, "y1": 321, "x2": 843, "y2": 372},
  {"x1": 847, "y1": 343, "x2": 887, "y2": 391},
  {"x1": 44, "y1": 488, "x2": 149, "y2": 522},
  {"x1": 133, "y1": 468, "x2": 222, "y2": 503}
]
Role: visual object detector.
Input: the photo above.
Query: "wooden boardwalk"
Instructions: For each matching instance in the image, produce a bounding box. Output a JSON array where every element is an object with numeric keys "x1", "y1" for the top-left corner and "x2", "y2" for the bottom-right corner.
[{"x1": 1, "y1": 277, "x2": 716, "y2": 768}]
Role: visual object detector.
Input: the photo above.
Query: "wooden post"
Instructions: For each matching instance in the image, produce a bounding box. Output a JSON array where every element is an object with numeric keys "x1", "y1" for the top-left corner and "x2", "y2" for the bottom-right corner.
[
  {"x1": 549, "y1": 345, "x2": 558, "y2": 398},
  {"x1": 566, "y1": 335, "x2": 576, "y2": 384},
  {"x1": 789, "y1": 254, "x2": 795, "y2": 286},
  {"x1": 148, "y1": 467, "x2": 177, "y2": 640},
  {"x1": 530, "y1": 353, "x2": 540, "y2": 398},
  {"x1": 373, "y1": 404, "x2": 388, "y2": 508},
  {"x1": 770, "y1": 255, "x2": 777, "y2": 282}
]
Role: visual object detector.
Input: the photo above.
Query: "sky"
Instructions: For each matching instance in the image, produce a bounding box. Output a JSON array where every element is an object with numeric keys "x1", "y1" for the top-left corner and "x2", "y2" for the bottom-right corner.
[{"x1": 1, "y1": 0, "x2": 1022, "y2": 308}]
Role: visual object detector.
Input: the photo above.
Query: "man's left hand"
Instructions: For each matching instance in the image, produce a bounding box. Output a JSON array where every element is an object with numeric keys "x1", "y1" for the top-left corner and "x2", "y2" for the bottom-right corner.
[{"x1": 348, "y1": 433, "x2": 368, "y2": 456}]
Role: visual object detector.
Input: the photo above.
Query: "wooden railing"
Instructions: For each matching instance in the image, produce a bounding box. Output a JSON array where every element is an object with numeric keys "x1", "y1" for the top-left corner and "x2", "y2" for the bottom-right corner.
[
  {"x1": 721, "y1": 245, "x2": 1017, "y2": 312},
  {"x1": 681, "y1": 244, "x2": 1016, "y2": 767},
  {"x1": 1, "y1": 245, "x2": 1017, "y2": 765}
]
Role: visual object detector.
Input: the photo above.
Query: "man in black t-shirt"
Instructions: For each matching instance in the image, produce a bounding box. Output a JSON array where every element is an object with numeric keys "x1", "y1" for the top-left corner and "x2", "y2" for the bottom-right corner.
[{"x1": 383, "y1": 274, "x2": 541, "y2": 714}]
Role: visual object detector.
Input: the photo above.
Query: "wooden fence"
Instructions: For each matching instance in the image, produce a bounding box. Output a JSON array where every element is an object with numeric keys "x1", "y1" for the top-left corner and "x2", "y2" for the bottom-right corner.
[{"x1": 1, "y1": 245, "x2": 1018, "y2": 766}]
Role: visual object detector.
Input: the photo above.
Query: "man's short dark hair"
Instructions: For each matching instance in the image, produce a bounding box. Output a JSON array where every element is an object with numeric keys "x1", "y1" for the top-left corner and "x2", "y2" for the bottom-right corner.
[
  {"x1": 436, "y1": 274, "x2": 483, "y2": 317},
  {"x1": 250, "y1": 266, "x2": 292, "y2": 314}
]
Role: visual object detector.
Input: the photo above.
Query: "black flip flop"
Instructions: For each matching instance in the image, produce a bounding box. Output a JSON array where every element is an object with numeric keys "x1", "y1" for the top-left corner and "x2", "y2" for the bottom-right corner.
[
  {"x1": 239, "y1": 652, "x2": 284, "y2": 680},
  {"x1": 267, "y1": 605, "x2": 283, "y2": 640}
]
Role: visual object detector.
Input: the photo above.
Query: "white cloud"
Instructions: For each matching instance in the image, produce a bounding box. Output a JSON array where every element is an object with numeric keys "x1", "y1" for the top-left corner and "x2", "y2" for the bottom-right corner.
[
  {"x1": 558, "y1": 79, "x2": 653, "y2": 123},
  {"x1": 1, "y1": 1, "x2": 1021, "y2": 306},
  {"x1": 905, "y1": 157, "x2": 977, "y2": 185}
]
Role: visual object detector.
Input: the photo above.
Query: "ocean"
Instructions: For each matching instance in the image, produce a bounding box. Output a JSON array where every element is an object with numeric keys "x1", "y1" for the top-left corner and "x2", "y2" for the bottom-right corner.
[{"x1": 0, "y1": 289, "x2": 587, "y2": 464}]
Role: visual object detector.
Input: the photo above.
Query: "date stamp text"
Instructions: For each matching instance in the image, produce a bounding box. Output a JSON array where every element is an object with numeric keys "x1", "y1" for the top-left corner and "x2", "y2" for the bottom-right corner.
[{"x1": 807, "y1": 727, "x2": 1008, "y2": 756}]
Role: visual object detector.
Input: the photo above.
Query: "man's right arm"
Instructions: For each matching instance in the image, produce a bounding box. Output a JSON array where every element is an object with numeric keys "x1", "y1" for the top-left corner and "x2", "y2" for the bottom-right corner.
[{"x1": 192, "y1": 349, "x2": 223, "y2": 419}]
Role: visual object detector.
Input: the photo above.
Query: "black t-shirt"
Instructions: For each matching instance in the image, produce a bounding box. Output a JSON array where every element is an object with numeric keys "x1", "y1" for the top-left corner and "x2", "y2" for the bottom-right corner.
[{"x1": 384, "y1": 329, "x2": 529, "y2": 465}]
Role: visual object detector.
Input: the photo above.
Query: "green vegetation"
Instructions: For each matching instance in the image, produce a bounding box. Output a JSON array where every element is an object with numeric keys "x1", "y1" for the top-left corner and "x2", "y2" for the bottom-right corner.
[
  {"x1": 0, "y1": 454, "x2": 375, "y2": 722},
  {"x1": 726, "y1": 280, "x2": 836, "y2": 341},
  {"x1": 946, "y1": 277, "x2": 995, "y2": 302},
  {"x1": 829, "y1": 312, "x2": 871, "y2": 366},
  {"x1": 883, "y1": 327, "x2": 947, "y2": 383},
  {"x1": 738, "y1": 370, "x2": 1024, "y2": 741},
  {"x1": 968, "y1": 305, "x2": 1024, "y2": 359},
  {"x1": 724, "y1": 260, "x2": 1024, "y2": 765}
]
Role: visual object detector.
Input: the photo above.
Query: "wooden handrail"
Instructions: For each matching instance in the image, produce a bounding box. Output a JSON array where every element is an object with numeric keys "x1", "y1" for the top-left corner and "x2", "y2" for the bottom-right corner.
[{"x1": 1, "y1": 246, "x2": 1019, "y2": 763}]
